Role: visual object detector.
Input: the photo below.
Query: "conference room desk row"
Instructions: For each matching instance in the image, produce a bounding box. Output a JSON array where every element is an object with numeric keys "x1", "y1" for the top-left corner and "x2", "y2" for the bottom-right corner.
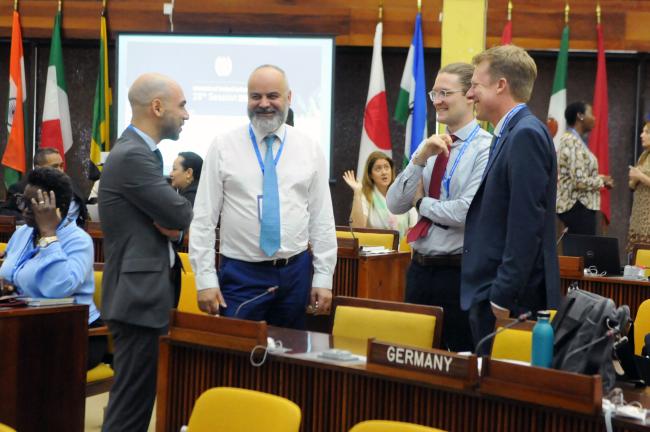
[{"x1": 157, "y1": 311, "x2": 650, "y2": 432}]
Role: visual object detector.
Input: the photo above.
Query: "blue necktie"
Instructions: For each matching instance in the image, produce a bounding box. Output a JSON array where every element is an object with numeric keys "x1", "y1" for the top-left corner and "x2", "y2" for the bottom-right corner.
[{"x1": 260, "y1": 135, "x2": 281, "y2": 256}]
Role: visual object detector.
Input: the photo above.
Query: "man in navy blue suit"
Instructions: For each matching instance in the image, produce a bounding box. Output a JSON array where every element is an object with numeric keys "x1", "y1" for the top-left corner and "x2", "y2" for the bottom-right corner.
[{"x1": 461, "y1": 45, "x2": 561, "y2": 354}]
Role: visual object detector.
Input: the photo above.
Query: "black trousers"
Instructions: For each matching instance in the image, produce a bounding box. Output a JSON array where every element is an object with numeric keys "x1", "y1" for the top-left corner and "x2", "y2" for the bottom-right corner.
[
  {"x1": 468, "y1": 300, "x2": 497, "y2": 356},
  {"x1": 405, "y1": 260, "x2": 473, "y2": 352},
  {"x1": 558, "y1": 201, "x2": 597, "y2": 235},
  {"x1": 102, "y1": 321, "x2": 167, "y2": 432}
]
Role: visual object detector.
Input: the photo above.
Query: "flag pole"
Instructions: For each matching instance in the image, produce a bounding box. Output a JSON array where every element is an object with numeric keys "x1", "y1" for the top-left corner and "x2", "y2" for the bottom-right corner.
[
  {"x1": 379, "y1": 0, "x2": 383, "y2": 22},
  {"x1": 14, "y1": 0, "x2": 18, "y2": 11},
  {"x1": 102, "y1": 0, "x2": 106, "y2": 16},
  {"x1": 507, "y1": 0, "x2": 513, "y2": 21},
  {"x1": 58, "y1": 0, "x2": 62, "y2": 13},
  {"x1": 564, "y1": 1, "x2": 569, "y2": 24},
  {"x1": 596, "y1": 2, "x2": 601, "y2": 25},
  {"x1": 417, "y1": 0, "x2": 421, "y2": 13}
]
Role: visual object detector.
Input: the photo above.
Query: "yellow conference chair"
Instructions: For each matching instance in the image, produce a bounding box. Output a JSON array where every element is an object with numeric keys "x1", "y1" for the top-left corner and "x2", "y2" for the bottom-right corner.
[
  {"x1": 185, "y1": 387, "x2": 301, "y2": 432},
  {"x1": 490, "y1": 312, "x2": 556, "y2": 363},
  {"x1": 331, "y1": 296, "x2": 443, "y2": 355},
  {"x1": 0, "y1": 423, "x2": 16, "y2": 432},
  {"x1": 634, "y1": 246, "x2": 650, "y2": 277},
  {"x1": 86, "y1": 270, "x2": 114, "y2": 396},
  {"x1": 178, "y1": 271, "x2": 205, "y2": 315},
  {"x1": 350, "y1": 420, "x2": 445, "y2": 432},
  {"x1": 336, "y1": 226, "x2": 399, "y2": 250},
  {"x1": 179, "y1": 252, "x2": 193, "y2": 273},
  {"x1": 634, "y1": 299, "x2": 650, "y2": 356}
]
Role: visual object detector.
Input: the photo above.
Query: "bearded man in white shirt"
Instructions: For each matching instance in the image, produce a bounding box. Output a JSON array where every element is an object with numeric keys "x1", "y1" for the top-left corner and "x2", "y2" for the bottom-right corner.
[{"x1": 189, "y1": 64, "x2": 336, "y2": 328}]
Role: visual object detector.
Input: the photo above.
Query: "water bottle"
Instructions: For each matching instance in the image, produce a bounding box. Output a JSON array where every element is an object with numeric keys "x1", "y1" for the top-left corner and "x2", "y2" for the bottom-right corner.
[{"x1": 531, "y1": 310, "x2": 554, "y2": 368}]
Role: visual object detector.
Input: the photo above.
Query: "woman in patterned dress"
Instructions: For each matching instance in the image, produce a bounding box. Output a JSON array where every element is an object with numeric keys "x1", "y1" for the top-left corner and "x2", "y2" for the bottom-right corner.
[
  {"x1": 556, "y1": 101, "x2": 613, "y2": 234},
  {"x1": 628, "y1": 119, "x2": 650, "y2": 250}
]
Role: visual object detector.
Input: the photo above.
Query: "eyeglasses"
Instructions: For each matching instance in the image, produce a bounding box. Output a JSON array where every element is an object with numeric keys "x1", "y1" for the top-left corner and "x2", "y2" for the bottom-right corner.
[{"x1": 428, "y1": 89, "x2": 465, "y2": 102}]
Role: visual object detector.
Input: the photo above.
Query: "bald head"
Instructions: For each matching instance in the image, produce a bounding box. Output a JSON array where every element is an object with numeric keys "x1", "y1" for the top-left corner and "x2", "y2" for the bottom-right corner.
[{"x1": 128, "y1": 73, "x2": 189, "y2": 143}]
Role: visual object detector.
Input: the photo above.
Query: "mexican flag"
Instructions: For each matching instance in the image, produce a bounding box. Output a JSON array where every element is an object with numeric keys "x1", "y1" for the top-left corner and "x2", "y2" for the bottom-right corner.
[
  {"x1": 90, "y1": 12, "x2": 112, "y2": 165},
  {"x1": 41, "y1": 10, "x2": 72, "y2": 165},
  {"x1": 356, "y1": 21, "x2": 391, "y2": 178},
  {"x1": 3, "y1": 10, "x2": 27, "y2": 188},
  {"x1": 588, "y1": 22, "x2": 611, "y2": 224},
  {"x1": 547, "y1": 25, "x2": 569, "y2": 148},
  {"x1": 394, "y1": 12, "x2": 427, "y2": 167}
]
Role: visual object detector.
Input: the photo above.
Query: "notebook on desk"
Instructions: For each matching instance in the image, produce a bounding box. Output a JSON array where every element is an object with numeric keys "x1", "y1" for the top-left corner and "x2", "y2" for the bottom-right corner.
[{"x1": 561, "y1": 234, "x2": 622, "y2": 276}]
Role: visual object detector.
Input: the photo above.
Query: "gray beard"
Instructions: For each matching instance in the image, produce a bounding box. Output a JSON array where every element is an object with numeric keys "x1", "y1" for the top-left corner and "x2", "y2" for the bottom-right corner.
[{"x1": 249, "y1": 109, "x2": 288, "y2": 135}]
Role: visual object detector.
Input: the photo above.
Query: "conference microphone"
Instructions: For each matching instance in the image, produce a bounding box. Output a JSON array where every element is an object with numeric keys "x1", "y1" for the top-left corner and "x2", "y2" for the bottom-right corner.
[
  {"x1": 556, "y1": 227, "x2": 569, "y2": 247},
  {"x1": 348, "y1": 218, "x2": 361, "y2": 252},
  {"x1": 474, "y1": 311, "x2": 533, "y2": 356},
  {"x1": 234, "y1": 286, "x2": 279, "y2": 317}
]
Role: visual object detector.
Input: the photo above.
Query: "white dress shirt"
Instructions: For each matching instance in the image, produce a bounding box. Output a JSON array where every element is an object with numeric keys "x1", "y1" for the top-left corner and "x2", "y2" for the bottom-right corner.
[
  {"x1": 386, "y1": 119, "x2": 492, "y2": 255},
  {"x1": 189, "y1": 123, "x2": 337, "y2": 291}
]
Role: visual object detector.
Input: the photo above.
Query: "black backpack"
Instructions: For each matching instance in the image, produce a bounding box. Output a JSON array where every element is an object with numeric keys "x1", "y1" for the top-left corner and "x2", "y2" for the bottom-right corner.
[{"x1": 551, "y1": 287, "x2": 630, "y2": 392}]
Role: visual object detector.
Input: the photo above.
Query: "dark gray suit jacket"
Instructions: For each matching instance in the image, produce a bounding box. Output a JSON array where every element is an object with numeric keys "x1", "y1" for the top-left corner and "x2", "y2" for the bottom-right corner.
[
  {"x1": 98, "y1": 128, "x2": 193, "y2": 328},
  {"x1": 461, "y1": 106, "x2": 561, "y2": 314}
]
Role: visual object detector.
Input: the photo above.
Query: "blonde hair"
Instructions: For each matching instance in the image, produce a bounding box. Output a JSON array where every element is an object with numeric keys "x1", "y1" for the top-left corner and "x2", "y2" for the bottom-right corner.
[
  {"x1": 439, "y1": 62, "x2": 474, "y2": 93},
  {"x1": 361, "y1": 151, "x2": 396, "y2": 205},
  {"x1": 472, "y1": 45, "x2": 537, "y2": 102}
]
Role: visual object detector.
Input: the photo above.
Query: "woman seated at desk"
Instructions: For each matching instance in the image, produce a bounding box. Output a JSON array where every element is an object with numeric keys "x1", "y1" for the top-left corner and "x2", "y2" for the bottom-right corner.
[
  {"x1": 0, "y1": 167, "x2": 107, "y2": 370},
  {"x1": 343, "y1": 151, "x2": 417, "y2": 243}
]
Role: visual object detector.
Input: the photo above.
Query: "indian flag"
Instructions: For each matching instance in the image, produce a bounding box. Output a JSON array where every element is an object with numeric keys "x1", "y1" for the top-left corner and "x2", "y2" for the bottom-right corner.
[
  {"x1": 41, "y1": 10, "x2": 72, "y2": 165},
  {"x1": 394, "y1": 12, "x2": 427, "y2": 167},
  {"x1": 356, "y1": 21, "x2": 391, "y2": 177},
  {"x1": 547, "y1": 25, "x2": 569, "y2": 148},
  {"x1": 3, "y1": 10, "x2": 27, "y2": 188},
  {"x1": 90, "y1": 11, "x2": 112, "y2": 165}
]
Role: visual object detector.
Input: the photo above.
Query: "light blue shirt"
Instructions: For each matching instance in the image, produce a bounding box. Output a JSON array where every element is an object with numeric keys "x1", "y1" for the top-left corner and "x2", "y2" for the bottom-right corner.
[
  {"x1": 66, "y1": 199, "x2": 80, "y2": 225},
  {"x1": 0, "y1": 221, "x2": 99, "y2": 323},
  {"x1": 386, "y1": 119, "x2": 492, "y2": 255}
]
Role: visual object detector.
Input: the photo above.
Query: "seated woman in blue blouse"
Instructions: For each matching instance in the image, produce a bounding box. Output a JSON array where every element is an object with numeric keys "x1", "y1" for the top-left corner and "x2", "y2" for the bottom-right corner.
[{"x1": 0, "y1": 167, "x2": 107, "y2": 370}]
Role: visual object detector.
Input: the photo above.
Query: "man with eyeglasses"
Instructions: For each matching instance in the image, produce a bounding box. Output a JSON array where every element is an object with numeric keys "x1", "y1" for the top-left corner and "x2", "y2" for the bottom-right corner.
[{"x1": 387, "y1": 62, "x2": 491, "y2": 352}]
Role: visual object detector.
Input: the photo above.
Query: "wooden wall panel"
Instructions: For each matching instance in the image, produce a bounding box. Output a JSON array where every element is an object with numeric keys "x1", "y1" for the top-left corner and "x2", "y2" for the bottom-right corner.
[{"x1": 0, "y1": 0, "x2": 648, "y2": 51}]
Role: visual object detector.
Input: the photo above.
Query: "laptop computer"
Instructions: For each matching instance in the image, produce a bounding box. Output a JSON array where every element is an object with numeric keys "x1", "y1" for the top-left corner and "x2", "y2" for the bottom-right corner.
[{"x1": 562, "y1": 234, "x2": 622, "y2": 276}]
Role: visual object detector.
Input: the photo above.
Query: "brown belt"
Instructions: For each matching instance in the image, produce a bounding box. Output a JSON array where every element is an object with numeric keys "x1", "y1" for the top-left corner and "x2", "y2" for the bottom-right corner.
[{"x1": 412, "y1": 251, "x2": 462, "y2": 267}]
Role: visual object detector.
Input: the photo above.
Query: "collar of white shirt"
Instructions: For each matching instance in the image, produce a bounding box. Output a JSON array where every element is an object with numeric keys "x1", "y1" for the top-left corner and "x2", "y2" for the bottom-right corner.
[{"x1": 251, "y1": 123, "x2": 287, "y2": 147}]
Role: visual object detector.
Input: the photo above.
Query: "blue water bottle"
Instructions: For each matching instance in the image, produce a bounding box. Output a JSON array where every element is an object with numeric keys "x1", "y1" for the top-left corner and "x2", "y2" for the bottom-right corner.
[{"x1": 531, "y1": 310, "x2": 554, "y2": 368}]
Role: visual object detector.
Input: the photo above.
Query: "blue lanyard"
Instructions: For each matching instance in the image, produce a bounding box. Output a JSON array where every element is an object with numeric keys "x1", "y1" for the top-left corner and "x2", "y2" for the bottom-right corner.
[
  {"x1": 441, "y1": 124, "x2": 481, "y2": 197},
  {"x1": 248, "y1": 125, "x2": 286, "y2": 174},
  {"x1": 495, "y1": 104, "x2": 526, "y2": 144}
]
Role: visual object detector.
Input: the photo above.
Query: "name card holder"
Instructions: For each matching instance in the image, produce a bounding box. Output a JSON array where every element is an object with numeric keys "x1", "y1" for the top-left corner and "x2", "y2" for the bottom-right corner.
[
  {"x1": 168, "y1": 310, "x2": 268, "y2": 353},
  {"x1": 366, "y1": 339, "x2": 479, "y2": 390},
  {"x1": 480, "y1": 357, "x2": 602, "y2": 415},
  {"x1": 559, "y1": 255, "x2": 584, "y2": 278}
]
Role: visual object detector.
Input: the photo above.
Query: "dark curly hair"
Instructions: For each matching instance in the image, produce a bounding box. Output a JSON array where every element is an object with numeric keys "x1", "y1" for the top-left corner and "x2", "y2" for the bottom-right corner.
[{"x1": 27, "y1": 167, "x2": 73, "y2": 219}]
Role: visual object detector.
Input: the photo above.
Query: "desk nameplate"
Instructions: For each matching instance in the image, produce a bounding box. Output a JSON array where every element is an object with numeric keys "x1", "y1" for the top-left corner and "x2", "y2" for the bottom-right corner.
[{"x1": 366, "y1": 339, "x2": 479, "y2": 389}]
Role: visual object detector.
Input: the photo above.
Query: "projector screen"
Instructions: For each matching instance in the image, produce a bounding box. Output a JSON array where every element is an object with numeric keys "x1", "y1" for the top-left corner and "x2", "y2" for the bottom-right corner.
[{"x1": 116, "y1": 34, "x2": 335, "y2": 176}]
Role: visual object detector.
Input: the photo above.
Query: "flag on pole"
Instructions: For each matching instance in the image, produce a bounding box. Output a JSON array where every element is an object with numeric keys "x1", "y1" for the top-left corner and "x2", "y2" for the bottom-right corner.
[
  {"x1": 3, "y1": 10, "x2": 27, "y2": 188},
  {"x1": 546, "y1": 24, "x2": 569, "y2": 147},
  {"x1": 501, "y1": 1, "x2": 513, "y2": 44},
  {"x1": 588, "y1": 19, "x2": 610, "y2": 224},
  {"x1": 41, "y1": 9, "x2": 72, "y2": 165},
  {"x1": 90, "y1": 9, "x2": 112, "y2": 165},
  {"x1": 394, "y1": 12, "x2": 427, "y2": 166},
  {"x1": 356, "y1": 21, "x2": 391, "y2": 177}
]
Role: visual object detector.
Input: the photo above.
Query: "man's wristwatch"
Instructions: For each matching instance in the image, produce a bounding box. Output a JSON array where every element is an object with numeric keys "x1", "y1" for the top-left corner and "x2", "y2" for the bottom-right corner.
[{"x1": 37, "y1": 236, "x2": 59, "y2": 248}]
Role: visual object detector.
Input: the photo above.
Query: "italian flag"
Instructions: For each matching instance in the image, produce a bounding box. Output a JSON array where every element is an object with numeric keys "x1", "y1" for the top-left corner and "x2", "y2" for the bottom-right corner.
[
  {"x1": 41, "y1": 10, "x2": 72, "y2": 165},
  {"x1": 2, "y1": 10, "x2": 27, "y2": 188},
  {"x1": 90, "y1": 12, "x2": 112, "y2": 165},
  {"x1": 547, "y1": 25, "x2": 569, "y2": 148},
  {"x1": 356, "y1": 21, "x2": 391, "y2": 178},
  {"x1": 394, "y1": 12, "x2": 427, "y2": 167}
]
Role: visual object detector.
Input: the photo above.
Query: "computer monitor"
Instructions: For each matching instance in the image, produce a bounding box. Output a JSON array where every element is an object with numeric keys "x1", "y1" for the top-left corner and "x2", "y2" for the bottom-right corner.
[{"x1": 562, "y1": 234, "x2": 622, "y2": 276}]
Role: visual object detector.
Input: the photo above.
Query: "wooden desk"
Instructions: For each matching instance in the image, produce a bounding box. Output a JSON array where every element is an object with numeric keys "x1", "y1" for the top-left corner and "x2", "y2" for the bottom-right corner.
[
  {"x1": 560, "y1": 274, "x2": 650, "y2": 318},
  {"x1": 334, "y1": 237, "x2": 410, "y2": 301},
  {"x1": 156, "y1": 312, "x2": 649, "y2": 432},
  {"x1": 0, "y1": 304, "x2": 88, "y2": 432}
]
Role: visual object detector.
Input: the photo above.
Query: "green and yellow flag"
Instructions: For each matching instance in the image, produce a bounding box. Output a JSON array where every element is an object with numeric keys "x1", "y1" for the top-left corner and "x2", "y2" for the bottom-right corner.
[{"x1": 90, "y1": 9, "x2": 111, "y2": 164}]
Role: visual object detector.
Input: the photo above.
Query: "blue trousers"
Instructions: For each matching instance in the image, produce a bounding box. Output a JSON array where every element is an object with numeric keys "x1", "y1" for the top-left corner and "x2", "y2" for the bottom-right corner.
[{"x1": 218, "y1": 251, "x2": 312, "y2": 329}]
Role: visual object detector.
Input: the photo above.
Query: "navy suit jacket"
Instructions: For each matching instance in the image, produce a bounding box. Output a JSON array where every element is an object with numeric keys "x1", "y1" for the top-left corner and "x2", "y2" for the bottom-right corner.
[{"x1": 461, "y1": 106, "x2": 561, "y2": 314}]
